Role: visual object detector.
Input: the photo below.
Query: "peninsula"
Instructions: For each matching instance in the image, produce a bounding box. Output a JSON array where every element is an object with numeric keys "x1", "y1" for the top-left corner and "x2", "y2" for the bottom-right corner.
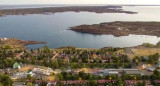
[
  {"x1": 0, "y1": 6, "x2": 136, "y2": 16},
  {"x1": 0, "y1": 37, "x2": 46, "y2": 49},
  {"x1": 70, "y1": 21, "x2": 160, "y2": 37}
]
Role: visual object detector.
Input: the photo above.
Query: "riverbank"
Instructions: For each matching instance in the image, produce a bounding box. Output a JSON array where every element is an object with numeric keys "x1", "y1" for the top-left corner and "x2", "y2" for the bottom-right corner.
[
  {"x1": 0, "y1": 6, "x2": 136, "y2": 16},
  {"x1": 70, "y1": 21, "x2": 160, "y2": 37}
]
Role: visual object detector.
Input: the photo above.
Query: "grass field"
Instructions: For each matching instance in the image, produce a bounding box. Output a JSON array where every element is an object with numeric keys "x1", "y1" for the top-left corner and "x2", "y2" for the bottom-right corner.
[{"x1": 131, "y1": 48, "x2": 160, "y2": 56}]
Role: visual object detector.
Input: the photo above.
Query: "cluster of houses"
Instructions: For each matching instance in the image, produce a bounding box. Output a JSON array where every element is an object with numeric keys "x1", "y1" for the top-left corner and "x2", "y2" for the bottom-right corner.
[
  {"x1": 141, "y1": 57, "x2": 160, "y2": 72},
  {"x1": 142, "y1": 64, "x2": 156, "y2": 72},
  {"x1": 54, "y1": 50, "x2": 126, "y2": 64},
  {"x1": 48, "y1": 80, "x2": 159, "y2": 86},
  {"x1": 2, "y1": 59, "x2": 159, "y2": 86},
  {"x1": 10, "y1": 62, "x2": 54, "y2": 80},
  {"x1": 12, "y1": 80, "x2": 160, "y2": 86},
  {"x1": 11, "y1": 70, "x2": 33, "y2": 80}
]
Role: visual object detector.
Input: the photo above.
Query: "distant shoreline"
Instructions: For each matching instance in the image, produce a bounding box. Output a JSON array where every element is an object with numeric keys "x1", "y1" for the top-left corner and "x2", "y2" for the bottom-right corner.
[{"x1": 0, "y1": 6, "x2": 137, "y2": 16}]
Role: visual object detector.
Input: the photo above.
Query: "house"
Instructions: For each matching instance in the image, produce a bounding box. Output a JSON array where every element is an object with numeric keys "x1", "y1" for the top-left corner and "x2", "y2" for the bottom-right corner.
[
  {"x1": 146, "y1": 67, "x2": 155, "y2": 72},
  {"x1": 143, "y1": 57, "x2": 149, "y2": 61},
  {"x1": 155, "y1": 62, "x2": 160, "y2": 68},
  {"x1": 102, "y1": 60, "x2": 107, "y2": 63},
  {"x1": 141, "y1": 64, "x2": 147, "y2": 69},
  {"x1": 158, "y1": 57, "x2": 160, "y2": 62},
  {"x1": 47, "y1": 81, "x2": 57, "y2": 86},
  {"x1": 61, "y1": 80, "x2": 87, "y2": 85},
  {"x1": 11, "y1": 72, "x2": 29, "y2": 79},
  {"x1": 0, "y1": 37, "x2": 8, "y2": 41},
  {"x1": 92, "y1": 54, "x2": 98, "y2": 59},
  {"x1": 13, "y1": 62, "x2": 21, "y2": 69},
  {"x1": 53, "y1": 69, "x2": 61, "y2": 74},
  {"x1": 25, "y1": 69, "x2": 34, "y2": 76},
  {"x1": 64, "y1": 57, "x2": 70, "y2": 62},
  {"x1": 154, "y1": 80, "x2": 160, "y2": 84}
]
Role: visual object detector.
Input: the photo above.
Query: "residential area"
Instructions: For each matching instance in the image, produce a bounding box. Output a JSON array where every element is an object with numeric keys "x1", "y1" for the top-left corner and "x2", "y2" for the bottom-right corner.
[{"x1": 0, "y1": 44, "x2": 160, "y2": 86}]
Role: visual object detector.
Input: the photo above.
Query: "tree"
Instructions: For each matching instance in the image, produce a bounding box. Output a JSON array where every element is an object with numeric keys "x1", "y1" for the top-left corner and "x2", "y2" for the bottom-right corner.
[
  {"x1": 57, "y1": 73, "x2": 64, "y2": 80},
  {"x1": 4, "y1": 45, "x2": 11, "y2": 49},
  {"x1": 0, "y1": 74, "x2": 12, "y2": 86},
  {"x1": 53, "y1": 60, "x2": 59, "y2": 69},
  {"x1": 43, "y1": 45, "x2": 50, "y2": 53},
  {"x1": 39, "y1": 81, "x2": 47, "y2": 86},
  {"x1": 88, "y1": 74, "x2": 93, "y2": 80},
  {"x1": 117, "y1": 78, "x2": 124, "y2": 86},
  {"x1": 108, "y1": 83, "x2": 113, "y2": 86},
  {"x1": 27, "y1": 74, "x2": 32, "y2": 80},
  {"x1": 88, "y1": 80, "x2": 97, "y2": 86},
  {"x1": 0, "y1": 83, "x2": 3, "y2": 86},
  {"x1": 27, "y1": 82, "x2": 34, "y2": 86},
  {"x1": 136, "y1": 81, "x2": 146, "y2": 86},
  {"x1": 151, "y1": 69, "x2": 160, "y2": 79}
]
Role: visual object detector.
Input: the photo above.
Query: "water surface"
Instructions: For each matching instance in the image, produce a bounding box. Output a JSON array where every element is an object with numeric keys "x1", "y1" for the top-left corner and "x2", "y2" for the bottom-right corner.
[{"x1": 0, "y1": 6, "x2": 160, "y2": 49}]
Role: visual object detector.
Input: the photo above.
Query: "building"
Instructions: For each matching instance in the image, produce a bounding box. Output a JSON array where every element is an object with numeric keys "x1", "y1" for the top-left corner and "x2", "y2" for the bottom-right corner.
[
  {"x1": 125, "y1": 80, "x2": 151, "y2": 86},
  {"x1": 125, "y1": 70, "x2": 141, "y2": 75},
  {"x1": 53, "y1": 69, "x2": 61, "y2": 74},
  {"x1": 33, "y1": 67, "x2": 53, "y2": 76},
  {"x1": 13, "y1": 62, "x2": 21, "y2": 69},
  {"x1": 0, "y1": 37, "x2": 8, "y2": 41},
  {"x1": 10, "y1": 69, "x2": 34, "y2": 80},
  {"x1": 11, "y1": 73, "x2": 28, "y2": 79},
  {"x1": 12, "y1": 82, "x2": 26, "y2": 86},
  {"x1": 26, "y1": 69, "x2": 34, "y2": 76},
  {"x1": 155, "y1": 62, "x2": 160, "y2": 68},
  {"x1": 47, "y1": 81, "x2": 57, "y2": 86},
  {"x1": 146, "y1": 67, "x2": 155, "y2": 72}
]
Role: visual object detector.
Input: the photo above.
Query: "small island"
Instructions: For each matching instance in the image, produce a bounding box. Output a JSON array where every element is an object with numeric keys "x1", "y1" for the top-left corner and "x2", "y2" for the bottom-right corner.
[
  {"x1": 70, "y1": 21, "x2": 160, "y2": 37},
  {"x1": 0, "y1": 6, "x2": 137, "y2": 16}
]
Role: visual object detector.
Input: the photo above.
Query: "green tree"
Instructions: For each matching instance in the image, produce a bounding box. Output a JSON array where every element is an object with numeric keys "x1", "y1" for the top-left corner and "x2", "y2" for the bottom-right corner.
[
  {"x1": 88, "y1": 74, "x2": 93, "y2": 80},
  {"x1": 39, "y1": 81, "x2": 47, "y2": 86},
  {"x1": 117, "y1": 78, "x2": 124, "y2": 86},
  {"x1": 27, "y1": 82, "x2": 34, "y2": 86},
  {"x1": 0, "y1": 74, "x2": 12, "y2": 86},
  {"x1": 88, "y1": 80, "x2": 97, "y2": 86},
  {"x1": 0, "y1": 83, "x2": 3, "y2": 86},
  {"x1": 27, "y1": 74, "x2": 32, "y2": 80},
  {"x1": 4, "y1": 45, "x2": 11, "y2": 49},
  {"x1": 57, "y1": 73, "x2": 64, "y2": 80},
  {"x1": 43, "y1": 45, "x2": 50, "y2": 53},
  {"x1": 53, "y1": 60, "x2": 59, "y2": 69}
]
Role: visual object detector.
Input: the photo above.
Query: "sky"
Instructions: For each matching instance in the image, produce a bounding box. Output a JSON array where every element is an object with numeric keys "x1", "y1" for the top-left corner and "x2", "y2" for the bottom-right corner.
[{"x1": 0, "y1": 0, "x2": 160, "y2": 5}]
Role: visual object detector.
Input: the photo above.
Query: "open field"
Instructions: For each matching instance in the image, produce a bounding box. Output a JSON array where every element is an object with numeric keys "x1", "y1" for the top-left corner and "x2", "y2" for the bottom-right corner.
[
  {"x1": 131, "y1": 48, "x2": 160, "y2": 56},
  {"x1": 19, "y1": 65, "x2": 35, "y2": 72}
]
